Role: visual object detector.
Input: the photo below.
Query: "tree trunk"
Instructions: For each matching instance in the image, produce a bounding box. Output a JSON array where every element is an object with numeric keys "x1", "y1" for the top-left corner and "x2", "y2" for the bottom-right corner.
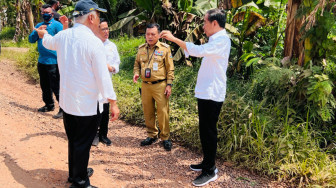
[
  {"x1": 284, "y1": 0, "x2": 304, "y2": 65},
  {"x1": 26, "y1": 2, "x2": 34, "y2": 32},
  {"x1": 219, "y1": 0, "x2": 232, "y2": 10},
  {"x1": 13, "y1": 0, "x2": 22, "y2": 42}
]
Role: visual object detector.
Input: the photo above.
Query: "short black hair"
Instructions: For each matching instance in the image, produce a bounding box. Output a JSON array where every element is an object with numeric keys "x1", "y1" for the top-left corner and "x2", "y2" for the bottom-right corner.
[
  {"x1": 146, "y1": 23, "x2": 161, "y2": 33},
  {"x1": 48, "y1": 0, "x2": 58, "y2": 6},
  {"x1": 206, "y1": 9, "x2": 226, "y2": 28},
  {"x1": 100, "y1": 18, "x2": 107, "y2": 24},
  {"x1": 42, "y1": 4, "x2": 51, "y2": 9}
]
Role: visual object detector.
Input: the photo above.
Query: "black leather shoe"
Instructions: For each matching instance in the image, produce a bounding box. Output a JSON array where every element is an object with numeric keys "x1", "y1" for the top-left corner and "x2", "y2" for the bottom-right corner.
[
  {"x1": 69, "y1": 184, "x2": 97, "y2": 188},
  {"x1": 53, "y1": 108, "x2": 63, "y2": 119},
  {"x1": 38, "y1": 105, "x2": 55, "y2": 112},
  {"x1": 162, "y1": 140, "x2": 172, "y2": 151},
  {"x1": 99, "y1": 136, "x2": 112, "y2": 146},
  {"x1": 68, "y1": 168, "x2": 94, "y2": 183},
  {"x1": 140, "y1": 137, "x2": 157, "y2": 146}
]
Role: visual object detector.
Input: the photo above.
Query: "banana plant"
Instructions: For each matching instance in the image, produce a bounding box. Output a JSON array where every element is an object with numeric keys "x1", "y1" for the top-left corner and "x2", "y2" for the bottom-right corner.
[
  {"x1": 232, "y1": 0, "x2": 286, "y2": 74},
  {"x1": 109, "y1": 0, "x2": 161, "y2": 32}
]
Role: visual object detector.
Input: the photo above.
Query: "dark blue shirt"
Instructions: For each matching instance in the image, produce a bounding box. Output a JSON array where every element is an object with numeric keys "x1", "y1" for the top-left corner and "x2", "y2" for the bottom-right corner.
[{"x1": 29, "y1": 18, "x2": 63, "y2": 65}]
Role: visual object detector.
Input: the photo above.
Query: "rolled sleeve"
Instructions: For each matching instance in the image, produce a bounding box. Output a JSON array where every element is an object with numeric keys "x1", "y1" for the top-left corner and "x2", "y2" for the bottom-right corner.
[{"x1": 185, "y1": 41, "x2": 223, "y2": 58}]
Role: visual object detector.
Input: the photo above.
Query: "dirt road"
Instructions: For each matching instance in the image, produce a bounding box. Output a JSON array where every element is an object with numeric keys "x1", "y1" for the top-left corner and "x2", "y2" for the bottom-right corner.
[{"x1": 0, "y1": 49, "x2": 283, "y2": 188}]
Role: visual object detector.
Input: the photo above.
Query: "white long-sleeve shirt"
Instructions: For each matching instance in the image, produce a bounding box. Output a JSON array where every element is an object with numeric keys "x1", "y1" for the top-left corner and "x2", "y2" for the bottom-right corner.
[
  {"x1": 42, "y1": 23, "x2": 117, "y2": 116},
  {"x1": 104, "y1": 39, "x2": 120, "y2": 76},
  {"x1": 185, "y1": 29, "x2": 231, "y2": 102}
]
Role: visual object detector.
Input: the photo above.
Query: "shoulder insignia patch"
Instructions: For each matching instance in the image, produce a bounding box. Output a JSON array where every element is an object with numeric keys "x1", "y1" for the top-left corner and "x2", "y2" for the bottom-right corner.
[
  {"x1": 161, "y1": 43, "x2": 169, "y2": 48},
  {"x1": 138, "y1": 43, "x2": 146, "y2": 49}
]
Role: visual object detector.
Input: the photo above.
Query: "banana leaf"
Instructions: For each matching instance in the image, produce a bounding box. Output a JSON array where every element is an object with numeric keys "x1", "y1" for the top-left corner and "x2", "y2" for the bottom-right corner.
[
  {"x1": 233, "y1": 11, "x2": 266, "y2": 36},
  {"x1": 118, "y1": 9, "x2": 137, "y2": 19},
  {"x1": 191, "y1": 0, "x2": 217, "y2": 16},
  {"x1": 173, "y1": 24, "x2": 204, "y2": 62},
  {"x1": 109, "y1": 15, "x2": 136, "y2": 31}
]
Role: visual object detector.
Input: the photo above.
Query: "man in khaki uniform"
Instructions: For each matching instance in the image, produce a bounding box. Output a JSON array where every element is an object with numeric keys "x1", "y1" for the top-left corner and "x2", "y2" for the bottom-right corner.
[{"x1": 133, "y1": 23, "x2": 174, "y2": 151}]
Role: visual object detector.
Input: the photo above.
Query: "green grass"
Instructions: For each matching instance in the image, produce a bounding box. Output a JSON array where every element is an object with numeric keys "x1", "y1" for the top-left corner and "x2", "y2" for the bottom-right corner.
[
  {"x1": 1, "y1": 38, "x2": 34, "y2": 48},
  {"x1": 1, "y1": 46, "x2": 39, "y2": 82},
  {"x1": 0, "y1": 27, "x2": 35, "y2": 48},
  {"x1": 0, "y1": 49, "x2": 25, "y2": 62},
  {"x1": 0, "y1": 27, "x2": 15, "y2": 40}
]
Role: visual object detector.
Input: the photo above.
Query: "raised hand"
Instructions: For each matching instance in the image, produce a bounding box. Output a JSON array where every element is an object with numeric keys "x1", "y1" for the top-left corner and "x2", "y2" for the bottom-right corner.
[
  {"x1": 34, "y1": 26, "x2": 48, "y2": 38},
  {"x1": 160, "y1": 30, "x2": 176, "y2": 42},
  {"x1": 59, "y1": 15, "x2": 69, "y2": 30}
]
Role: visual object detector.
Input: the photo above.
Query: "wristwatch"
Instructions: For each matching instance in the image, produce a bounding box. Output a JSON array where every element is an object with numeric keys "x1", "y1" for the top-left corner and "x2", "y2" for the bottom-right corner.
[{"x1": 167, "y1": 84, "x2": 173, "y2": 87}]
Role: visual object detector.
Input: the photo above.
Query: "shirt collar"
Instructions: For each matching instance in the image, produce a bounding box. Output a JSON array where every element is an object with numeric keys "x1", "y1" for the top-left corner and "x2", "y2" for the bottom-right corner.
[
  {"x1": 44, "y1": 18, "x2": 55, "y2": 24},
  {"x1": 103, "y1": 39, "x2": 110, "y2": 45},
  {"x1": 73, "y1": 23, "x2": 95, "y2": 36},
  {"x1": 209, "y1": 29, "x2": 227, "y2": 42},
  {"x1": 146, "y1": 41, "x2": 160, "y2": 49}
]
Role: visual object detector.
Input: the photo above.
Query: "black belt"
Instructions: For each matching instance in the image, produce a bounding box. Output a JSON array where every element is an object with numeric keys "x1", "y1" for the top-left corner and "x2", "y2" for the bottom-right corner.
[{"x1": 143, "y1": 79, "x2": 166, "y2": 85}]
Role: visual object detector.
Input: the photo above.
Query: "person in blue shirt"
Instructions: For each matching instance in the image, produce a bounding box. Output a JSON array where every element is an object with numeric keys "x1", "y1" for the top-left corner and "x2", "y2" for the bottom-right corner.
[{"x1": 29, "y1": 6, "x2": 63, "y2": 119}]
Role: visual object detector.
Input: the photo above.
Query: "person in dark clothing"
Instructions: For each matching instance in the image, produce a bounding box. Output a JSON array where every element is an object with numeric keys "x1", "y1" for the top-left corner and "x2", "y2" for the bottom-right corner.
[
  {"x1": 48, "y1": 0, "x2": 61, "y2": 21},
  {"x1": 28, "y1": 6, "x2": 63, "y2": 119}
]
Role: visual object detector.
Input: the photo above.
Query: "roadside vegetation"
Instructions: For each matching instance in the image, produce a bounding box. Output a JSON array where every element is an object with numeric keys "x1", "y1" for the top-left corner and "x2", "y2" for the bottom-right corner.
[{"x1": 1, "y1": 0, "x2": 336, "y2": 186}]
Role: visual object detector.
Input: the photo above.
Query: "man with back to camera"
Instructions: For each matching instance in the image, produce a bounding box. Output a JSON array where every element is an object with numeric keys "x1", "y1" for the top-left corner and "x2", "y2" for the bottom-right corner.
[
  {"x1": 160, "y1": 8, "x2": 231, "y2": 186},
  {"x1": 29, "y1": 6, "x2": 63, "y2": 119},
  {"x1": 34, "y1": 0, "x2": 120, "y2": 187},
  {"x1": 91, "y1": 19, "x2": 121, "y2": 146},
  {"x1": 133, "y1": 23, "x2": 175, "y2": 151},
  {"x1": 48, "y1": 0, "x2": 61, "y2": 22}
]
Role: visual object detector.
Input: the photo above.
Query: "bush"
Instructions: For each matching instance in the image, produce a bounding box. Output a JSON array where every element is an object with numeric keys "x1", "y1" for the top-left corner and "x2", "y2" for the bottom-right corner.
[
  {"x1": 16, "y1": 46, "x2": 39, "y2": 81},
  {"x1": 0, "y1": 27, "x2": 15, "y2": 40}
]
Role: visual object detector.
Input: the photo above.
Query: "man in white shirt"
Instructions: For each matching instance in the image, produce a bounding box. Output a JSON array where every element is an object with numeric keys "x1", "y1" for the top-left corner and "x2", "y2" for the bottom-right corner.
[
  {"x1": 92, "y1": 19, "x2": 121, "y2": 146},
  {"x1": 34, "y1": 0, "x2": 119, "y2": 187},
  {"x1": 160, "y1": 8, "x2": 231, "y2": 187}
]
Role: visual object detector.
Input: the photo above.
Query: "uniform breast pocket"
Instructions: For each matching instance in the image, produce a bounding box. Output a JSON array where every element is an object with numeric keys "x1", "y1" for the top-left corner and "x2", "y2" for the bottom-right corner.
[
  {"x1": 154, "y1": 56, "x2": 164, "y2": 63},
  {"x1": 140, "y1": 55, "x2": 148, "y2": 63}
]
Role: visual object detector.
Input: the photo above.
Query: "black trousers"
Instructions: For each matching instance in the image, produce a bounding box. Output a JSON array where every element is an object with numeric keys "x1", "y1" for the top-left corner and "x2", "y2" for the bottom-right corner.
[
  {"x1": 197, "y1": 98, "x2": 223, "y2": 173},
  {"x1": 37, "y1": 63, "x2": 60, "y2": 107},
  {"x1": 63, "y1": 106, "x2": 101, "y2": 187},
  {"x1": 98, "y1": 103, "x2": 110, "y2": 137}
]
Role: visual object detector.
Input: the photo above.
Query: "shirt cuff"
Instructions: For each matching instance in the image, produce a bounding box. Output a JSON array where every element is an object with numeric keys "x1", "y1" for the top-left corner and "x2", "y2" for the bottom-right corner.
[
  {"x1": 167, "y1": 79, "x2": 173, "y2": 84},
  {"x1": 184, "y1": 42, "x2": 191, "y2": 58}
]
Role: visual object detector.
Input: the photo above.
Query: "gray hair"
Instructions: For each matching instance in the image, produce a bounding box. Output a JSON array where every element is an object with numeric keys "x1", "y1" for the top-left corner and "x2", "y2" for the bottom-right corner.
[{"x1": 74, "y1": 11, "x2": 97, "y2": 24}]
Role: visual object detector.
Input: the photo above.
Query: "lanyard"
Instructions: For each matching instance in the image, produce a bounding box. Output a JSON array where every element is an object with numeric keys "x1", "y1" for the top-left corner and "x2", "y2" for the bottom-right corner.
[{"x1": 146, "y1": 46, "x2": 157, "y2": 68}]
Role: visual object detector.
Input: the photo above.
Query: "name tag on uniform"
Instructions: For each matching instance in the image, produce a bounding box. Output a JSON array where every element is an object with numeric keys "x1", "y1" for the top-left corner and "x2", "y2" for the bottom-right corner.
[{"x1": 153, "y1": 62, "x2": 158, "y2": 71}]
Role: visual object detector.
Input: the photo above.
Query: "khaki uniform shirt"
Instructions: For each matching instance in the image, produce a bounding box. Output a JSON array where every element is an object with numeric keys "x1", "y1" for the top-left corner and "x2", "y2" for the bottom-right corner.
[{"x1": 134, "y1": 41, "x2": 174, "y2": 84}]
